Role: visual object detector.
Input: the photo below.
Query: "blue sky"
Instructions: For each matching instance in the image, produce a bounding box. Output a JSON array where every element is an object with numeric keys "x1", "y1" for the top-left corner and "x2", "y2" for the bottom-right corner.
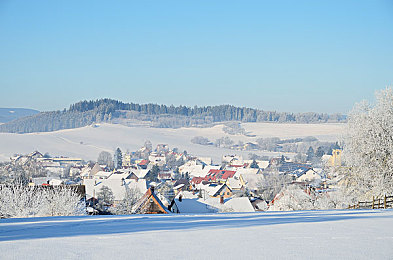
[{"x1": 0, "y1": 0, "x2": 392, "y2": 113}]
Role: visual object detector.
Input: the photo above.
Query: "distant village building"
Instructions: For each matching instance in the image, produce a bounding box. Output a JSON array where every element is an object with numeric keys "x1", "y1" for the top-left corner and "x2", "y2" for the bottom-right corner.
[{"x1": 132, "y1": 187, "x2": 170, "y2": 214}]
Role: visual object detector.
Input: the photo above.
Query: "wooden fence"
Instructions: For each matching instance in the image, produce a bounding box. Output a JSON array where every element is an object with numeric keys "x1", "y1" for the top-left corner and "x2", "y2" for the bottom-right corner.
[{"x1": 348, "y1": 195, "x2": 393, "y2": 209}]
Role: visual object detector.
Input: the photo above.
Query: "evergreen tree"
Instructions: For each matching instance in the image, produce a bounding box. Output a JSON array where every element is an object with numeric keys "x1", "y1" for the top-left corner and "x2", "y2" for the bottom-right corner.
[
  {"x1": 96, "y1": 186, "x2": 114, "y2": 212},
  {"x1": 250, "y1": 160, "x2": 259, "y2": 169},
  {"x1": 114, "y1": 148, "x2": 123, "y2": 169},
  {"x1": 146, "y1": 165, "x2": 160, "y2": 182},
  {"x1": 315, "y1": 147, "x2": 325, "y2": 158},
  {"x1": 306, "y1": 146, "x2": 315, "y2": 162}
]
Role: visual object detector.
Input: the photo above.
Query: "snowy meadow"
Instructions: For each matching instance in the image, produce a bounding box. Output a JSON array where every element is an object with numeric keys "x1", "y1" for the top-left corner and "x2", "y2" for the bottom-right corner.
[{"x1": 1, "y1": 210, "x2": 393, "y2": 259}]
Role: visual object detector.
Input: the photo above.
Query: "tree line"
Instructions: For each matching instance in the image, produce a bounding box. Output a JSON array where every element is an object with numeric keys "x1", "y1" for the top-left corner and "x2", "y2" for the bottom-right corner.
[{"x1": 0, "y1": 98, "x2": 346, "y2": 133}]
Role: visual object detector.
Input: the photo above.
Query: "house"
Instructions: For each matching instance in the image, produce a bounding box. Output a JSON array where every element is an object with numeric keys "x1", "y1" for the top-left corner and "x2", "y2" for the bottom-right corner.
[
  {"x1": 122, "y1": 153, "x2": 132, "y2": 167},
  {"x1": 322, "y1": 149, "x2": 342, "y2": 167},
  {"x1": 83, "y1": 178, "x2": 147, "y2": 204},
  {"x1": 137, "y1": 159, "x2": 149, "y2": 169},
  {"x1": 222, "y1": 155, "x2": 243, "y2": 164},
  {"x1": 93, "y1": 171, "x2": 113, "y2": 179},
  {"x1": 297, "y1": 169, "x2": 322, "y2": 182},
  {"x1": 200, "y1": 183, "x2": 232, "y2": 198},
  {"x1": 168, "y1": 195, "x2": 218, "y2": 214},
  {"x1": 148, "y1": 153, "x2": 166, "y2": 166},
  {"x1": 174, "y1": 179, "x2": 191, "y2": 191},
  {"x1": 156, "y1": 144, "x2": 169, "y2": 153},
  {"x1": 89, "y1": 163, "x2": 103, "y2": 177},
  {"x1": 226, "y1": 178, "x2": 243, "y2": 191},
  {"x1": 28, "y1": 151, "x2": 43, "y2": 159},
  {"x1": 132, "y1": 169, "x2": 150, "y2": 179},
  {"x1": 239, "y1": 173, "x2": 263, "y2": 193},
  {"x1": 224, "y1": 197, "x2": 255, "y2": 212},
  {"x1": 107, "y1": 169, "x2": 137, "y2": 180},
  {"x1": 132, "y1": 187, "x2": 170, "y2": 214},
  {"x1": 250, "y1": 198, "x2": 268, "y2": 211},
  {"x1": 158, "y1": 172, "x2": 173, "y2": 181}
]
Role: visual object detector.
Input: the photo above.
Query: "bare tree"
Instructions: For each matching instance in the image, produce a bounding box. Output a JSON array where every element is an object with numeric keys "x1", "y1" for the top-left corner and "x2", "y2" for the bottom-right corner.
[{"x1": 97, "y1": 151, "x2": 114, "y2": 168}]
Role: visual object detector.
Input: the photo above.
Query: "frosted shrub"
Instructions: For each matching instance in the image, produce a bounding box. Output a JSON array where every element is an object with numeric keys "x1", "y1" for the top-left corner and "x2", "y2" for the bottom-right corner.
[
  {"x1": 0, "y1": 184, "x2": 86, "y2": 218},
  {"x1": 314, "y1": 190, "x2": 350, "y2": 210},
  {"x1": 269, "y1": 185, "x2": 314, "y2": 211},
  {"x1": 42, "y1": 187, "x2": 86, "y2": 216}
]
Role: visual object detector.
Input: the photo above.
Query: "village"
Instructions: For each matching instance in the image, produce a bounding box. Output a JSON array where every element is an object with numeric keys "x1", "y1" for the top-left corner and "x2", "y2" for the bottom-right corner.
[{"x1": 1, "y1": 141, "x2": 344, "y2": 215}]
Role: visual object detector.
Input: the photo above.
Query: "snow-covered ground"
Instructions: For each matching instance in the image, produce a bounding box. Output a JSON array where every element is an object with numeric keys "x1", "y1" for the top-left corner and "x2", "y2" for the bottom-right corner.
[
  {"x1": 1, "y1": 209, "x2": 392, "y2": 259},
  {"x1": 0, "y1": 122, "x2": 344, "y2": 162}
]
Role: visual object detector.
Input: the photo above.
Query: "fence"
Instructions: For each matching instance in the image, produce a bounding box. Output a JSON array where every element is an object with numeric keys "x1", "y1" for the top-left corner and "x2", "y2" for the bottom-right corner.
[{"x1": 348, "y1": 195, "x2": 393, "y2": 209}]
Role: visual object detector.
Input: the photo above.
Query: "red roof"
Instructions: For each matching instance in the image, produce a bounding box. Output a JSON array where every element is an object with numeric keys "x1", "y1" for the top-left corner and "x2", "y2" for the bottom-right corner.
[
  {"x1": 138, "y1": 160, "x2": 149, "y2": 166},
  {"x1": 191, "y1": 177, "x2": 204, "y2": 184},
  {"x1": 206, "y1": 169, "x2": 236, "y2": 181}
]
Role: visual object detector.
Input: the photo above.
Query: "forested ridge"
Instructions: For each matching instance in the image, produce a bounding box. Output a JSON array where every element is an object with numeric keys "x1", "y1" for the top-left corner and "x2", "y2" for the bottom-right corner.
[{"x1": 0, "y1": 99, "x2": 346, "y2": 133}]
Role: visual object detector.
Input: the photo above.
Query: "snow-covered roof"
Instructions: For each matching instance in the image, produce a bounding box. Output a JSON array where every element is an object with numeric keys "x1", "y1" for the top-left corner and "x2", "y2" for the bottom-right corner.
[
  {"x1": 93, "y1": 171, "x2": 113, "y2": 179},
  {"x1": 132, "y1": 169, "x2": 149, "y2": 179},
  {"x1": 226, "y1": 178, "x2": 243, "y2": 190},
  {"x1": 240, "y1": 174, "x2": 263, "y2": 191},
  {"x1": 107, "y1": 170, "x2": 132, "y2": 180},
  {"x1": 224, "y1": 197, "x2": 255, "y2": 212},
  {"x1": 173, "y1": 198, "x2": 218, "y2": 213},
  {"x1": 234, "y1": 168, "x2": 260, "y2": 176},
  {"x1": 83, "y1": 179, "x2": 147, "y2": 201},
  {"x1": 297, "y1": 169, "x2": 322, "y2": 182}
]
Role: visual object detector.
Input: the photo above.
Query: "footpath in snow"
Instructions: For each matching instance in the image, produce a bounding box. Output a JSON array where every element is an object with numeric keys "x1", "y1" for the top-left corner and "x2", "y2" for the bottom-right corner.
[{"x1": 1, "y1": 209, "x2": 393, "y2": 259}]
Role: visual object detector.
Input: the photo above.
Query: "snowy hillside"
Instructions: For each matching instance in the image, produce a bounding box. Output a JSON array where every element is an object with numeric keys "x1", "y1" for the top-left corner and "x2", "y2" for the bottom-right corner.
[
  {"x1": 0, "y1": 108, "x2": 39, "y2": 123},
  {"x1": 1, "y1": 209, "x2": 392, "y2": 259},
  {"x1": 0, "y1": 122, "x2": 344, "y2": 162}
]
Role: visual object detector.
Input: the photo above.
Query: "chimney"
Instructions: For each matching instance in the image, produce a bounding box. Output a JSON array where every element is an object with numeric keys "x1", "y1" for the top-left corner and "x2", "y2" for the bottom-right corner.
[
  {"x1": 179, "y1": 195, "x2": 183, "y2": 202},
  {"x1": 220, "y1": 196, "x2": 224, "y2": 204},
  {"x1": 150, "y1": 186, "x2": 155, "y2": 193}
]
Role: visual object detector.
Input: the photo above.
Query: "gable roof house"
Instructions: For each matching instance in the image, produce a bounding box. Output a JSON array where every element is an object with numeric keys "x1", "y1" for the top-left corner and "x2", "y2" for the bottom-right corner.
[
  {"x1": 83, "y1": 179, "x2": 147, "y2": 203},
  {"x1": 168, "y1": 195, "x2": 219, "y2": 214},
  {"x1": 132, "y1": 187, "x2": 170, "y2": 214},
  {"x1": 200, "y1": 183, "x2": 233, "y2": 198},
  {"x1": 223, "y1": 197, "x2": 255, "y2": 212},
  {"x1": 296, "y1": 169, "x2": 322, "y2": 182}
]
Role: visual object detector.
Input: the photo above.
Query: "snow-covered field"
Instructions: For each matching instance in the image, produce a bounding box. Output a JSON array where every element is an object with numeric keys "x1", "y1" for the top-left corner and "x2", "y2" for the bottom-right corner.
[
  {"x1": 0, "y1": 123, "x2": 344, "y2": 163},
  {"x1": 0, "y1": 209, "x2": 392, "y2": 259}
]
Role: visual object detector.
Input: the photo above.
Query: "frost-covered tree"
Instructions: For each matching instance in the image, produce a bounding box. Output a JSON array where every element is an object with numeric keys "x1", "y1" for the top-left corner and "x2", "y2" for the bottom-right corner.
[
  {"x1": 256, "y1": 172, "x2": 292, "y2": 201},
  {"x1": 0, "y1": 184, "x2": 85, "y2": 218},
  {"x1": 343, "y1": 87, "x2": 393, "y2": 200},
  {"x1": 96, "y1": 185, "x2": 114, "y2": 212},
  {"x1": 114, "y1": 186, "x2": 142, "y2": 215},
  {"x1": 114, "y1": 148, "x2": 123, "y2": 169}
]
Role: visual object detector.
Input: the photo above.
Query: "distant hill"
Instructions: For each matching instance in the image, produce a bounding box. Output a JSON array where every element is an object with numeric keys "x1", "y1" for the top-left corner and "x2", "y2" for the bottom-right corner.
[
  {"x1": 0, "y1": 108, "x2": 40, "y2": 124},
  {"x1": 0, "y1": 99, "x2": 346, "y2": 133}
]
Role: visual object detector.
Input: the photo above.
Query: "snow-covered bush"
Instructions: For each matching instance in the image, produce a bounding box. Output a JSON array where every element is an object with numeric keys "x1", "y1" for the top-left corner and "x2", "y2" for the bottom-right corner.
[
  {"x1": 343, "y1": 87, "x2": 393, "y2": 200},
  {"x1": 268, "y1": 185, "x2": 314, "y2": 211},
  {"x1": 314, "y1": 190, "x2": 350, "y2": 210},
  {"x1": 42, "y1": 187, "x2": 86, "y2": 216},
  {"x1": 0, "y1": 184, "x2": 85, "y2": 218}
]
